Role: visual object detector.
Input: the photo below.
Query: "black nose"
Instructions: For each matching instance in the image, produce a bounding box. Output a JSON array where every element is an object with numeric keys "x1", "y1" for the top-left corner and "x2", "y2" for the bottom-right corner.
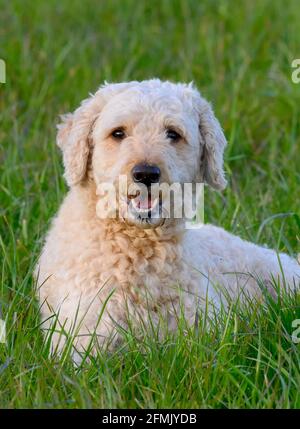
[{"x1": 131, "y1": 163, "x2": 161, "y2": 187}]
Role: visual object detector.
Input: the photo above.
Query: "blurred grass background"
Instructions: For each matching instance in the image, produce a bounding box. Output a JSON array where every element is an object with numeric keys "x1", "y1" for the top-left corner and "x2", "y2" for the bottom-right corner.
[{"x1": 0, "y1": 0, "x2": 299, "y2": 408}]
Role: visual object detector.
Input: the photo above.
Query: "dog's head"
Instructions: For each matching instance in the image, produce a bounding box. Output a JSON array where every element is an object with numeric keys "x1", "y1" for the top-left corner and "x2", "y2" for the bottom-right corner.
[{"x1": 57, "y1": 79, "x2": 227, "y2": 229}]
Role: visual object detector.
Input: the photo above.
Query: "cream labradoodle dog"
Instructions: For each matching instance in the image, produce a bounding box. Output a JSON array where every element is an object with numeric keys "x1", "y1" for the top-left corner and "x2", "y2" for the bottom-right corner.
[{"x1": 36, "y1": 79, "x2": 300, "y2": 358}]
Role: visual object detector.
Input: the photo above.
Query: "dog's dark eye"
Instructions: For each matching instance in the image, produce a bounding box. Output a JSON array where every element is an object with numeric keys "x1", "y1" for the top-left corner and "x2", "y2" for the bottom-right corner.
[
  {"x1": 111, "y1": 128, "x2": 126, "y2": 140},
  {"x1": 166, "y1": 129, "x2": 181, "y2": 142}
]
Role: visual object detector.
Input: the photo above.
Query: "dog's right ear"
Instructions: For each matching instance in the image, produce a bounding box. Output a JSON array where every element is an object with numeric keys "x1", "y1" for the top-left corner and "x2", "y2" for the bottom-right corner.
[
  {"x1": 57, "y1": 82, "x2": 137, "y2": 187},
  {"x1": 57, "y1": 94, "x2": 102, "y2": 186}
]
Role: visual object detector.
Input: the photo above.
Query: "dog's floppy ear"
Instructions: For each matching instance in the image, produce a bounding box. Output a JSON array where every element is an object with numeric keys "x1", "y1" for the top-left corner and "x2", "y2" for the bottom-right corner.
[
  {"x1": 57, "y1": 95, "x2": 102, "y2": 186},
  {"x1": 198, "y1": 99, "x2": 227, "y2": 191},
  {"x1": 57, "y1": 82, "x2": 137, "y2": 186}
]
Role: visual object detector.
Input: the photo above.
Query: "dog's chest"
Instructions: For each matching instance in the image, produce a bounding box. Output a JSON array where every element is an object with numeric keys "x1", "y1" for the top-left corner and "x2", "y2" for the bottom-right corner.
[{"x1": 97, "y1": 232, "x2": 189, "y2": 295}]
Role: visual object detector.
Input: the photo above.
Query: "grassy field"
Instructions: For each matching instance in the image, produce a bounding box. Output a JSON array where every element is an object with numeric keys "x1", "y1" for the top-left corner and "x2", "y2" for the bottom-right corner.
[{"x1": 0, "y1": 0, "x2": 300, "y2": 408}]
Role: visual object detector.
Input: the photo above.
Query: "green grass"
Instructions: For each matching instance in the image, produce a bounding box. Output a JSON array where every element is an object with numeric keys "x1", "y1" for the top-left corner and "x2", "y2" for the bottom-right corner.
[{"x1": 0, "y1": 0, "x2": 300, "y2": 408}]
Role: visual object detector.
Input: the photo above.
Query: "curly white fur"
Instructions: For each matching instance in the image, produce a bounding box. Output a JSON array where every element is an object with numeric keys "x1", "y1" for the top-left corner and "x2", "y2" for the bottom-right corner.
[{"x1": 35, "y1": 79, "x2": 300, "y2": 358}]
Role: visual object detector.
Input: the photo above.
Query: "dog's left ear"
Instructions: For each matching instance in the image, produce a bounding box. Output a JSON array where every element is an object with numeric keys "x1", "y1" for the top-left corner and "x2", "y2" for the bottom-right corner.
[{"x1": 198, "y1": 98, "x2": 227, "y2": 191}]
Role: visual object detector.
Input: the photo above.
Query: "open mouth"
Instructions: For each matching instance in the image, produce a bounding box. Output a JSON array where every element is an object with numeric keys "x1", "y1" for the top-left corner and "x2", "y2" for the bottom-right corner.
[{"x1": 127, "y1": 190, "x2": 162, "y2": 220}]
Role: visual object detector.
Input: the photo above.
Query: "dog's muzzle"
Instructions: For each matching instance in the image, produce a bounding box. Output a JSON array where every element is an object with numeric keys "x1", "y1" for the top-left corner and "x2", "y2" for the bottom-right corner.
[{"x1": 124, "y1": 163, "x2": 163, "y2": 227}]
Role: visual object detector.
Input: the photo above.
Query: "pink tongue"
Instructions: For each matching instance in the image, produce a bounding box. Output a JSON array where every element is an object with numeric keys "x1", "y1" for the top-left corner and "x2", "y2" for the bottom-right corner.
[{"x1": 138, "y1": 195, "x2": 152, "y2": 210}]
